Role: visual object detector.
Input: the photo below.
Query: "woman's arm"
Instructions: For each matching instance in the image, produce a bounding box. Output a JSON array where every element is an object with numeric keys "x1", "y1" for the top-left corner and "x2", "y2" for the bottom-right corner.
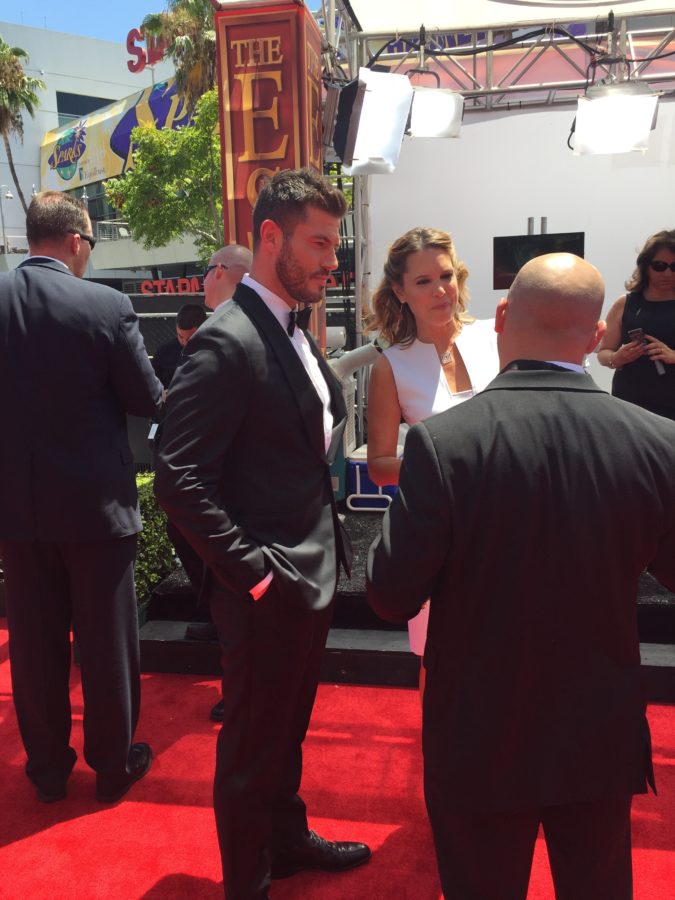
[
  {"x1": 367, "y1": 355, "x2": 405, "y2": 486},
  {"x1": 596, "y1": 295, "x2": 645, "y2": 370}
]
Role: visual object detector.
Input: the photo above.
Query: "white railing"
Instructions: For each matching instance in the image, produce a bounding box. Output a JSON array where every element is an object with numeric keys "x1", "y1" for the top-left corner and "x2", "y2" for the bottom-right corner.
[{"x1": 95, "y1": 220, "x2": 132, "y2": 242}]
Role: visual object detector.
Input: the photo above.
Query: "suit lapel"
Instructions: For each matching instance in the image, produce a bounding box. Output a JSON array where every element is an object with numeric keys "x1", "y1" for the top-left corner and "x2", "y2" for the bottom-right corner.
[
  {"x1": 234, "y1": 285, "x2": 327, "y2": 463},
  {"x1": 305, "y1": 332, "x2": 348, "y2": 464}
]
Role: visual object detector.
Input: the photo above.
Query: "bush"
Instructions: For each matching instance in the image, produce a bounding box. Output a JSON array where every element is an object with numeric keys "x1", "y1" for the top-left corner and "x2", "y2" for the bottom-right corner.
[{"x1": 136, "y1": 473, "x2": 175, "y2": 604}]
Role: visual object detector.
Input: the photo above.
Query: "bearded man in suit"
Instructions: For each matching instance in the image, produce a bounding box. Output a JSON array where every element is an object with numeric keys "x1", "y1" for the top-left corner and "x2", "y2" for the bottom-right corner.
[
  {"x1": 154, "y1": 168, "x2": 370, "y2": 899},
  {"x1": 367, "y1": 253, "x2": 675, "y2": 900},
  {"x1": 0, "y1": 191, "x2": 162, "y2": 804}
]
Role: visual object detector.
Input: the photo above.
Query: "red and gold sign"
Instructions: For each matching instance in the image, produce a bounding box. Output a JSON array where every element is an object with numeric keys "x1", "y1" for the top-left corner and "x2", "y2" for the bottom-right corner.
[{"x1": 214, "y1": 3, "x2": 323, "y2": 248}]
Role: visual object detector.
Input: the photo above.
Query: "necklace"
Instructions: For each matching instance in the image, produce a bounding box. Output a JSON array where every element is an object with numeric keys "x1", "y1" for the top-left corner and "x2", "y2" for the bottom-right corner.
[{"x1": 440, "y1": 348, "x2": 453, "y2": 365}]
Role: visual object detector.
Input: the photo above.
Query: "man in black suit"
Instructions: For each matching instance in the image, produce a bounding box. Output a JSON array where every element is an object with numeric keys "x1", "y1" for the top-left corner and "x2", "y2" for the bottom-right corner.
[
  {"x1": 0, "y1": 191, "x2": 162, "y2": 804},
  {"x1": 367, "y1": 253, "x2": 675, "y2": 900},
  {"x1": 154, "y1": 169, "x2": 370, "y2": 898}
]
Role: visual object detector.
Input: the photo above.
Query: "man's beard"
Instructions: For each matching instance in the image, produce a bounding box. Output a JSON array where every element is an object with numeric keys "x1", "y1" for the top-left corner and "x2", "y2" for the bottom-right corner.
[{"x1": 275, "y1": 238, "x2": 324, "y2": 304}]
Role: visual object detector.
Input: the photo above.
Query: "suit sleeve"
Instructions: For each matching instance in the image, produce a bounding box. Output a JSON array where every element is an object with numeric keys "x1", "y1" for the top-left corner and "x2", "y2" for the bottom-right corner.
[
  {"x1": 367, "y1": 422, "x2": 452, "y2": 622},
  {"x1": 648, "y1": 528, "x2": 675, "y2": 593},
  {"x1": 153, "y1": 328, "x2": 267, "y2": 596},
  {"x1": 109, "y1": 293, "x2": 163, "y2": 416}
]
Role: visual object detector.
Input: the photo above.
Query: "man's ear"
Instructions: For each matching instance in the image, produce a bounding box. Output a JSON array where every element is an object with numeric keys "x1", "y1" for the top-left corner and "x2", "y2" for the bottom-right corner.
[
  {"x1": 586, "y1": 319, "x2": 607, "y2": 354},
  {"x1": 259, "y1": 218, "x2": 283, "y2": 251},
  {"x1": 494, "y1": 297, "x2": 508, "y2": 333}
]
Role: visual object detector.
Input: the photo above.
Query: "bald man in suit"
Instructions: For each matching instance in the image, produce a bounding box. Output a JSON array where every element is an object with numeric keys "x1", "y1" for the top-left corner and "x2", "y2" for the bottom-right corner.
[{"x1": 368, "y1": 253, "x2": 675, "y2": 900}]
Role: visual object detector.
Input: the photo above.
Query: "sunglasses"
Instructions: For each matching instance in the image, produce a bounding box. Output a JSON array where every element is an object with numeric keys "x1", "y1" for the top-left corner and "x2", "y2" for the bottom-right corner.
[
  {"x1": 203, "y1": 263, "x2": 228, "y2": 278},
  {"x1": 649, "y1": 260, "x2": 675, "y2": 273},
  {"x1": 68, "y1": 229, "x2": 96, "y2": 249}
]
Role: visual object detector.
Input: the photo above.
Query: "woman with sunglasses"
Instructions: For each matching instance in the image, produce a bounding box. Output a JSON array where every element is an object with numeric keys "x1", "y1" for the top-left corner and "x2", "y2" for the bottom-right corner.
[{"x1": 598, "y1": 229, "x2": 675, "y2": 420}]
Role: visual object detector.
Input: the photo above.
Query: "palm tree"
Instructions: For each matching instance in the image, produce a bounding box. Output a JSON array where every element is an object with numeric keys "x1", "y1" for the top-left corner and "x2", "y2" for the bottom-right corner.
[
  {"x1": 142, "y1": 0, "x2": 217, "y2": 112},
  {"x1": 0, "y1": 35, "x2": 45, "y2": 215}
]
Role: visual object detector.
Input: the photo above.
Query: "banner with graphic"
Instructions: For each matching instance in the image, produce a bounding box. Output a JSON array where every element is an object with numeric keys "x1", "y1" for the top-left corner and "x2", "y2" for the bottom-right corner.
[
  {"x1": 40, "y1": 79, "x2": 191, "y2": 190},
  {"x1": 214, "y1": 3, "x2": 323, "y2": 249}
]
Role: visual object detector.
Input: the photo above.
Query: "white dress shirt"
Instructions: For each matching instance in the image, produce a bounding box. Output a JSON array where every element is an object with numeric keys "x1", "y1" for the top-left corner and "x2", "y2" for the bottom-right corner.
[{"x1": 242, "y1": 275, "x2": 333, "y2": 453}]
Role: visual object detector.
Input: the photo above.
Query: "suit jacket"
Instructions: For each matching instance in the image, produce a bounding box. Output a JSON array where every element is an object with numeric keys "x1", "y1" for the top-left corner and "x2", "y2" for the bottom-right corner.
[
  {"x1": 154, "y1": 283, "x2": 351, "y2": 611},
  {"x1": 367, "y1": 367, "x2": 675, "y2": 812},
  {"x1": 0, "y1": 258, "x2": 162, "y2": 541}
]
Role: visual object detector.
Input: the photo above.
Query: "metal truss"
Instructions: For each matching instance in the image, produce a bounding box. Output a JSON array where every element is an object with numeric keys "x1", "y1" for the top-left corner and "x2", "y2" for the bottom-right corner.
[{"x1": 322, "y1": 7, "x2": 675, "y2": 109}]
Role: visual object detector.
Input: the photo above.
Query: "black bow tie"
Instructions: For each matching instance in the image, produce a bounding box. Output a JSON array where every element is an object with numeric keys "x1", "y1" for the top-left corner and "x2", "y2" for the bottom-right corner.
[{"x1": 287, "y1": 306, "x2": 312, "y2": 336}]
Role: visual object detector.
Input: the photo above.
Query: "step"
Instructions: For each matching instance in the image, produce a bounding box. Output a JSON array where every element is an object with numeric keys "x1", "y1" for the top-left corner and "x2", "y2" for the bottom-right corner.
[{"x1": 139, "y1": 620, "x2": 675, "y2": 700}]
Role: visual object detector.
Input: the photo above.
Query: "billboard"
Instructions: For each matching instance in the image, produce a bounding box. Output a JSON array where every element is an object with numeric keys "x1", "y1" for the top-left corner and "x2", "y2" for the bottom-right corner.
[{"x1": 40, "y1": 79, "x2": 191, "y2": 190}]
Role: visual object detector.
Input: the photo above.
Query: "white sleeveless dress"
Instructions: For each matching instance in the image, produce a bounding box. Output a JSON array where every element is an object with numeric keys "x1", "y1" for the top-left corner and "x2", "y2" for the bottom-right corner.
[{"x1": 382, "y1": 319, "x2": 499, "y2": 655}]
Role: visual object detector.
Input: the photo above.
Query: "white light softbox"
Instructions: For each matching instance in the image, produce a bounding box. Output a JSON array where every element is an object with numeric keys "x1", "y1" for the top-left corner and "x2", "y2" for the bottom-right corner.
[{"x1": 342, "y1": 68, "x2": 413, "y2": 175}]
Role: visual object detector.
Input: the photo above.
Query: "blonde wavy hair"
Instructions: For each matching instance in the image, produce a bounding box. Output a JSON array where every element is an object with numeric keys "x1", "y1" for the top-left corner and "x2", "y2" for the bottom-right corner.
[{"x1": 365, "y1": 227, "x2": 472, "y2": 347}]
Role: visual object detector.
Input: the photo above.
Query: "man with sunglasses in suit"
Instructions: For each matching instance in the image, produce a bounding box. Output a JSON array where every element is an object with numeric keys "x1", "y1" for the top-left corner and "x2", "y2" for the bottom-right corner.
[
  {"x1": 0, "y1": 191, "x2": 162, "y2": 804},
  {"x1": 203, "y1": 243, "x2": 253, "y2": 312}
]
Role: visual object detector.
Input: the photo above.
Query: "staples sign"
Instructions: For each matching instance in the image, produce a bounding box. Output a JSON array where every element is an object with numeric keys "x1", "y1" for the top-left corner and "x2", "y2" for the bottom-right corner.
[{"x1": 127, "y1": 28, "x2": 169, "y2": 74}]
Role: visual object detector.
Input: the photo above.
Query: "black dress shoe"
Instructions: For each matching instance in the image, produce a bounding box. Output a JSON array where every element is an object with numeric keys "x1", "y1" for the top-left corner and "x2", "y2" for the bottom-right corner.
[
  {"x1": 96, "y1": 743, "x2": 153, "y2": 803},
  {"x1": 185, "y1": 621, "x2": 219, "y2": 641},
  {"x1": 271, "y1": 830, "x2": 371, "y2": 879},
  {"x1": 210, "y1": 699, "x2": 225, "y2": 722},
  {"x1": 36, "y1": 784, "x2": 67, "y2": 803}
]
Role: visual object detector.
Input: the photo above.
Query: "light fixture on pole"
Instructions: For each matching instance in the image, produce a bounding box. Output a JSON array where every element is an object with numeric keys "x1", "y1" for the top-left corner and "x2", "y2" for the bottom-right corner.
[
  {"x1": 572, "y1": 80, "x2": 659, "y2": 155},
  {"x1": 0, "y1": 185, "x2": 13, "y2": 255},
  {"x1": 338, "y1": 68, "x2": 414, "y2": 176},
  {"x1": 409, "y1": 87, "x2": 464, "y2": 138}
]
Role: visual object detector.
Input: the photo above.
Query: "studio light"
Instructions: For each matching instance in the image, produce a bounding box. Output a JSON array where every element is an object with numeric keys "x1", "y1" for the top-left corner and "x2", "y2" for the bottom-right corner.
[
  {"x1": 573, "y1": 81, "x2": 658, "y2": 156},
  {"x1": 409, "y1": 87, "x2": 464, "y2": 138},
  {"x1": 339, "y1": 68, "x2": 413, "y2": 176}
]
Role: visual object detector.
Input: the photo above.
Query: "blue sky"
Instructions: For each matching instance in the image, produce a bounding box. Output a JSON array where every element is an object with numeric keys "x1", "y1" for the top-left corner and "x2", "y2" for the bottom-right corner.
[{"x1": 1, "y1": 1, "x2": 321, "y2": 44}]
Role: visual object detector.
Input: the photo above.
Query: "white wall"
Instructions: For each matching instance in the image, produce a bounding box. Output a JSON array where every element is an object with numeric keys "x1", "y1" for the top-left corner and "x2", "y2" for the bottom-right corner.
[
  {"x1": 369, "y1": 99, "x2": 675, "y2": 318},
  {"x1": 368, "y1": 99, "x2": 675, "y2": 390}
]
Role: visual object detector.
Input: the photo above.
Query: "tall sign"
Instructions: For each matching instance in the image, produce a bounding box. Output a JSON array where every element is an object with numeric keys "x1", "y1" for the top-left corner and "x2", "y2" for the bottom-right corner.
[{"x1": 213, "y1": 2, "x2": 322, "y2": 248}]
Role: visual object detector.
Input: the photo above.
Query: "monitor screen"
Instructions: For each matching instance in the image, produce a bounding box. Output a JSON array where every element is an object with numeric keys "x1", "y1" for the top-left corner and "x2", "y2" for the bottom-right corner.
[{"x1": 493, "y1": 232, "x2": 585, "y2": 290}]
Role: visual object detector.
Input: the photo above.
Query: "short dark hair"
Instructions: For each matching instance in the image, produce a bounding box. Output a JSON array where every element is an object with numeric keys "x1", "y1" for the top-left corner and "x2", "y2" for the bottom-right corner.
[
  {"x1": 251, "y1": 168, "x2": 347, "y2": 249},
  {"x1": 626, "y1": 229, "x2": 675, "y2": 293},
  {"x1": 176, "y1": 303, "x2": 207, "y2": 330},
  {"x1": 26, "y1": 191, "x2": 89, "y2": 245}
]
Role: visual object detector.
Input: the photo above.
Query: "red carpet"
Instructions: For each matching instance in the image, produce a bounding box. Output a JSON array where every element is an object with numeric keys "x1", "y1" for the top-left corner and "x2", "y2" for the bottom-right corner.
[{"x1": 0, "y1": 623, "x2": 673, "y2": 899}]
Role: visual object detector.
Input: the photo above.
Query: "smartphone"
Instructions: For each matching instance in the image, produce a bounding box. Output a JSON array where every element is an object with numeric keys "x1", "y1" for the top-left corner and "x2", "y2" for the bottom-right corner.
[{"x1": 627, "y1": 328, "x2": 647, "y2": 344}]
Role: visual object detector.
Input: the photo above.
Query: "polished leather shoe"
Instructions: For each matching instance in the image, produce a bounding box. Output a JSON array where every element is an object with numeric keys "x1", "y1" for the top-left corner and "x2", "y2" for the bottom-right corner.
[
  {"x1": 210, "y1": 699, "x2": 225, "y2": 722},
  {"x1": 96, "y1": 743, "x2": 152, "y2": 803},
  {"x1": 271, "y1": 830, "x2": 371, "y2": 879},
  {"x1": 185, "y1": 621, "x2": 219, "y2": 641}
]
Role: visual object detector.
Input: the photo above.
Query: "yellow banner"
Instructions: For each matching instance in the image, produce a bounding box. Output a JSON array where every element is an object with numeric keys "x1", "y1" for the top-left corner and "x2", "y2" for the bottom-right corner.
[{"x1": 40, "y1": 79, "x2": 191, "y2": 190}]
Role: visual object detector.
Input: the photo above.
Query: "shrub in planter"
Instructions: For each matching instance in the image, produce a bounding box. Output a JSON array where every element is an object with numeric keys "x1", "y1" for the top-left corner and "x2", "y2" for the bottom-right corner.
[{"x1": 136, "y1": 473, "x2": 175, "y2": 608}]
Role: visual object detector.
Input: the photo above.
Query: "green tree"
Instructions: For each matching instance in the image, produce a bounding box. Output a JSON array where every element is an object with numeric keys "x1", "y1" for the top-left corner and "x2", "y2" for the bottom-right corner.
[
  {"x1": 141, "y1": 0, "x2": 216, "y2": 112},
  {"x1": 0, "y1": 35, "x2": 45, "y2": 215},
  {"x1": 105, "y1": 89, "x2": 222, "y2": 260}
]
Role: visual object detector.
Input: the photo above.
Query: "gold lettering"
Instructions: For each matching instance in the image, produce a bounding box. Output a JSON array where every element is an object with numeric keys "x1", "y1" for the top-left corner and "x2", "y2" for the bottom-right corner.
[
  {"x1": 246, "y1": 166, "x2": 280, "y2": 209},
  {"x1": 235, "y1": 72, "x2": 289, "y2": 162},
  {"x1": 230, "y1": 36, "x2": 284, "y2": 68}
]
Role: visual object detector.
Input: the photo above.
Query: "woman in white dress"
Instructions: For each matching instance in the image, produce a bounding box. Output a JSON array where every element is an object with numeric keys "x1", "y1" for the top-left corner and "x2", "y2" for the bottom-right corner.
[{"x1": 366, "y1": 227, "x2": 499, "y2": 691}]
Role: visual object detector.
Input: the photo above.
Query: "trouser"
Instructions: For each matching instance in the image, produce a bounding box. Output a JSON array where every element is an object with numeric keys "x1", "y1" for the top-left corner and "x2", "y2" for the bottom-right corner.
[
  {"x1": 425, "y1": 786, "x2": 633, "y2": 900},
  {"x1": 1, "y1": 536, "x2": 140, "y2": 791},
  {"x1": 209, "y1": 579, "x2": 334, "y2": 899}
]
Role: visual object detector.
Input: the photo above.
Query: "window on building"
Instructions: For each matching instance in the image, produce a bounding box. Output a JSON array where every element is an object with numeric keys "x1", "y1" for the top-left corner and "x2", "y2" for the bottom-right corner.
[{"x1": 56, "y1": 92, "x2": 114, "y2": 127}]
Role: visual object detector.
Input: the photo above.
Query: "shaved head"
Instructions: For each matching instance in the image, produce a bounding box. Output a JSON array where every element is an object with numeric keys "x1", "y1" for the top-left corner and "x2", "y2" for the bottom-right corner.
[
  {"x1": 204, "y1": 243, "x2": 253, "y2": 310},
  {"x1": 211, "y1": 243, "x2": 253, "y2": 271},
  {"x1": 496, "y1": 253, "x2": 606, "y2": 368}
]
